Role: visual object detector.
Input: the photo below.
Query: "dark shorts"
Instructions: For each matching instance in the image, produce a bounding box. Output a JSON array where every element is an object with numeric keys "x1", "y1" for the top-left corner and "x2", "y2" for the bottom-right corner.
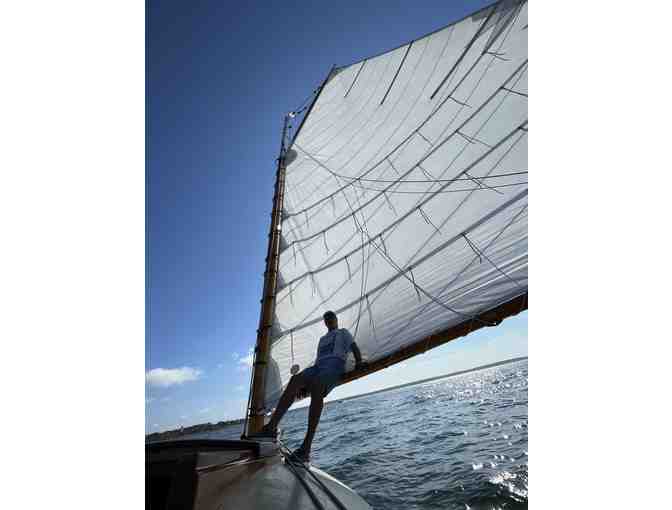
[{"x1": 301, "y1": 358, "x2": 345, "y2": 397}]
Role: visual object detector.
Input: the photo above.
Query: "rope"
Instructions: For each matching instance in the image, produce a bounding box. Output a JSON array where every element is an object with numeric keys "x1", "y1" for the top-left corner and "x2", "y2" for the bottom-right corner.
[
  {"x1": 349, "y1": 181, "x2": 527, "y2": 195},
  {"x1": 462, "y1": 232, "x2": 524, "y2": 290},
  {"x1": 377, "y1": 204, "x2": 528, "y2": 356},
  {"x1": 283, "y1": 62, "x2": 528, "y2": 245},
  {"x1": 276, "y1": 124, "x2": 526, "y2": 292},
  {"x1": 286, "y1": 6, "x2": 526, "y2": 228},
  {"x1": 272, "y1": 189, "x2": 527, "y2": 342},
  {"x1": 283, "y1": 59, "x2": 529, "y2": 224}
]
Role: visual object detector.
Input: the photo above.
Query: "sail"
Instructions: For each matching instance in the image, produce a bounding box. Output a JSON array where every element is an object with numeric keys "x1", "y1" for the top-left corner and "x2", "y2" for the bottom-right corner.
[{"x1": 264, "y1": 0, "x2": 528, "y2": 408}]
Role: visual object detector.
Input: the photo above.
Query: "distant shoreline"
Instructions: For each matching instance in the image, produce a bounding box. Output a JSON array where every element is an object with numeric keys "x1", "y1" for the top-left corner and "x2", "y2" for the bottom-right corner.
[
  {"x1": 145, "y1": 356, "x2": 527, "y2": 441},
  {"x1": 328, "y1": 356, "x2": 528, "y2": 405}
]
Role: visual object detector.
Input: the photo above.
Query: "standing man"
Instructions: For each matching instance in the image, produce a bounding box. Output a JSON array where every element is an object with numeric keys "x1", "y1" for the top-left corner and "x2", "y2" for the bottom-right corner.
[{"x1": 251, "y1": 310, "x2": 365, "y2": 462}]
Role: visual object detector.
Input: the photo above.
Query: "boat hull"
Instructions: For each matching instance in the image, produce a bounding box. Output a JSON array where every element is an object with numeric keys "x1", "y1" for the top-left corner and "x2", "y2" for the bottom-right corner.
[{"x1": 146, "y1": 439, "x2": 371, "y2": 510}]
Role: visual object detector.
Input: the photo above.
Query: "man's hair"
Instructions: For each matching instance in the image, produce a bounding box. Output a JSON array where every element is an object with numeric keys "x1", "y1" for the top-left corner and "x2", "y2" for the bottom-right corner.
[{"x1": 323, "y1": 311, "x2": 337, "y2": 321}]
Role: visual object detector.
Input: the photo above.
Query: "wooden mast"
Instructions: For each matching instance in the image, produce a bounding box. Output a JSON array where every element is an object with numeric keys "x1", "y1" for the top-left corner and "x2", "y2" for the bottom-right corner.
[
  {"x1": 246, "y1": 113, "x2": 290, "y2": 435},
  {"x1": 246, "y1": 69, "x2": 334, "y2": 435}
]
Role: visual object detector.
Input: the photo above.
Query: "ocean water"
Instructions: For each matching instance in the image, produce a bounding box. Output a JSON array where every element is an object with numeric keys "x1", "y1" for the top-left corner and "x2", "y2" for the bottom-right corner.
[{"x1": 187, "y1": 359, "x2": 528, "y2": 510}]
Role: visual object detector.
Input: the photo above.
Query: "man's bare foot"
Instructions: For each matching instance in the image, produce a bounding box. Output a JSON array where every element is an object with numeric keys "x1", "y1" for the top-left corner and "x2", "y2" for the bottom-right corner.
[{"x1": 293, "y1": 444, "x2": 310, "y2": 463}]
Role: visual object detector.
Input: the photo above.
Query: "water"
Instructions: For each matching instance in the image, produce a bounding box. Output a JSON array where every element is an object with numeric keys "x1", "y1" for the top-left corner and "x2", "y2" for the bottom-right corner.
[{"x1": 186, "y1": 359, "x2": 527, "y2": 509}]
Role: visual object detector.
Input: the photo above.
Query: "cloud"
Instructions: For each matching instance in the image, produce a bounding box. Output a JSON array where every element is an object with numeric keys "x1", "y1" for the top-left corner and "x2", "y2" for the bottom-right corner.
[
  {"x1": 145, "y1": 366, "x2": 202, "y2": 388},
  {"x1": 200, "y1": 407, "x2": 211, "y2": 414}
]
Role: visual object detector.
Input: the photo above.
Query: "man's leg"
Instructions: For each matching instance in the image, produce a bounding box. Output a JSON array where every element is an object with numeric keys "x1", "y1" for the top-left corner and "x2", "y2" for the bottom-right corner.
[
  {"x1": 299, "y1": 381, "x2": 325, "y2": 456},
  {"x1": 265, "y1": 372, "x2": 305, "y2": 431}
]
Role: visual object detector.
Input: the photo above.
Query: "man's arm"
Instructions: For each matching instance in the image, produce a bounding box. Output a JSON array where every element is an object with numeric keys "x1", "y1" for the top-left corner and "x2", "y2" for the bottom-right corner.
[{"x1": 350, "y1": 341, "x2": 367, "y2": 370}]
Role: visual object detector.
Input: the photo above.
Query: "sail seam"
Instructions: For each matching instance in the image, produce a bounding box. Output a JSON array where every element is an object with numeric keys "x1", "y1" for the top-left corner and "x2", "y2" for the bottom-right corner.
[
  {"x1": 283, "y1": 59, "x2": 528, "y2": 225},
  {"x1": 380, "y1": 42, "x2": 414, "y2": 105},
  {"x1": 276, "y1": 123, "x2": 526, "y2": 293},
  {"x1": 271, "y1": 188, "x2": 526, "y2": 340},
  {"x1": 287, "y1": 106, "x2": 526, "y2": 248},
  {"x1": 344, "y1": 60, "x2": 367, "y2": 98},
  {"x1": 371, "y1": 204, "x2": 528, "y2": 357},
  {"x1": 286, "y1": 0, "x2": 524, "y2": 215},
  {"x1": 288, "y1": 34, "x2": 432, "y2": 193},
  {"x1": 429, "y1": 2, "x2": 499, "y2": 100}
]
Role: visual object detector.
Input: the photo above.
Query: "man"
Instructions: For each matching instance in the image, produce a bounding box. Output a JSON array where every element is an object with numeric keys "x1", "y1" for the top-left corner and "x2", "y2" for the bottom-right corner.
[{"x1": 251, "y1": 310, "x2": 365, "y2": 462}]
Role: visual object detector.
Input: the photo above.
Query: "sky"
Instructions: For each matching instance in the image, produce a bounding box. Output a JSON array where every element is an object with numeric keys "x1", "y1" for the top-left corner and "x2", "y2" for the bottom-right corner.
[{"x1": 145, "y1": 0, "x2": 525, "y2": 434}]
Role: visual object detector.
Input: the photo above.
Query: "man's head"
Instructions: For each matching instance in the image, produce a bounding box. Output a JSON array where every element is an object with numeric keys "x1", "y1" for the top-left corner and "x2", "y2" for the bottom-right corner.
[{"x1": 323, "y1": 311, "x2": 338, "y2": 331}]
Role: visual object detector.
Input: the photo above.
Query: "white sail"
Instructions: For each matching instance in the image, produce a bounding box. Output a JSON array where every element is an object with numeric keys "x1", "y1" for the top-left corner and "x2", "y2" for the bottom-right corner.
[{"x1": 264, "y1": 0, "x2": 528, "y2": 408}]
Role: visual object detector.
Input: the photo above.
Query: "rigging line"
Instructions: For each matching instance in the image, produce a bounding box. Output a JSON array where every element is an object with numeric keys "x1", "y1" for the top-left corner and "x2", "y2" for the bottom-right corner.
[
  {"x1": 272, "y1": 189, "x2": 527, "y2": 340},
  {"x1": 287, "y1": 40, "x2": 521, "y2": 227},
  {"x1": 429, "y1": 2, "x2": 499, "y2": 100},
  {"x1": 284, "y1": 59, "x2": 528, "y2": 221},
  {"x1": 287, "y1": 35, "x2": 432, "y2": 202},
  {"x1": 276, "y1": 125, "x2": 526, "y2": 292},
  {"x1": 295, "y1": 58, "x2": 386, "y2": 142},
  {"x1": 463, "y1": 171, "x2": 504, "y2": 195},
  {"x1": 297, "y1": 28, "x2": 438, "y2": 167},
  {"x1": 289, "y1": 65, "x2": 337, "y2": 149},
  {"x1": 337, "y1": 174, "x2": 374, "y2": 344},
  {"x1": 367, "y1": 231, "x2": 495, "y2": 327},
  {"x1": 432, "y1": 0, "x2": 523, "y2": 109},
  {"x1": 364, "y1": 129, "x2": 527, "y2": 358},
  {"x1": 348, "y1": 181, "x2": 527, "y2": 195},
  {"x1": 381, "y1": 41, "x2": 414, "y2": 105},
  {"x1": 294, "y1": 53, "x2": 397, "y2": 157},
  {"x1": 277, "y1": 120, "x2": 525, "y2": 292},
  {"x1": 291, "y1": 1, "x2": 523, "y2": 197},
  {"x1": 462, "y1": 232, "x2": 524, "y2": 290},
  {"x1": 481, "y1": 0, "x2": 525, "y2": 56},
  {"x1": 429, "y1": 1, "x2": 525, "y2": 139},
  {"x1": 322, "y1": 170, "x2": 370, "y2": 343},
  {"x1": 501, "y1": 86, "x2": 527, "y2": 97},
  {"x1": 286, "y1": 20, "x2": 507, "y2": 191},
  {"x1": 344, "y1": 60, "x2": 367, "y2": 98},
  {"x1": 366, "y1": 205, "x2": 528, "y2": 359},
  {"x1": 284, "y1": 120, "x2": 526, "y2": 251},
  {"x1": 386, "y1": 127, "x2": 526, "y2": 282},
  {"x1": 325, "y1": 170, "x2": 528, "y2": 184},
  {"x1": 409, "y1": 61, "x2": 527, "y2": 208},
  {"x1": 390, "y1": 205, "x2": 527, "y2": 345},
  {"x1": 279, "y1": 56, "x2": 527, "y2": 281}
]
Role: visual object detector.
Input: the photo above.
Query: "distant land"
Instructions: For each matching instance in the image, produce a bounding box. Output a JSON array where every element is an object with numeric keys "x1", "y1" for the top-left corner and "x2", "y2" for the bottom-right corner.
[
  {"x1": 145, "y1": 356, "x2": 527, "y2": 442},
  {"x1": 329, "y1": 356, "x2": 528, "y2": 404}
]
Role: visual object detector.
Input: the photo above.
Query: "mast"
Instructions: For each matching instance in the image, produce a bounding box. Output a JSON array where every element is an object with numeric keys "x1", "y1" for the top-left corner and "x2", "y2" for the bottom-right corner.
[
  {"x1": 245, "y1": 69, "x2": 335, "y2": 435},
  {"x1": 246, "y1": 113, "x2": 290, "y2": 435}
]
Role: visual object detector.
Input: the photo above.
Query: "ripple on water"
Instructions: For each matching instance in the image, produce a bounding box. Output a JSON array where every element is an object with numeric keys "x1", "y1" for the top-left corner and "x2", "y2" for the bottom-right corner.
[{"x1": 184, "y1": 359, "x2": 528, "y2": 510}]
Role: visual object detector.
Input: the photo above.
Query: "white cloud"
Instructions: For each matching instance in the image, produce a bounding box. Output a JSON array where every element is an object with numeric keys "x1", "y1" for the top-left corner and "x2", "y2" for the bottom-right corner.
[{"x1": 145, "y1": 366, "x2": 202, "y2": 387}]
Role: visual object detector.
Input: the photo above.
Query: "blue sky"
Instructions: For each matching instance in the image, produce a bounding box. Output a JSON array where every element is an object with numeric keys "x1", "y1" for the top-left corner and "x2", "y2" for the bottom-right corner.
[{"x1": 145, "y1": 0, "x2": 525, "y2": 433}]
